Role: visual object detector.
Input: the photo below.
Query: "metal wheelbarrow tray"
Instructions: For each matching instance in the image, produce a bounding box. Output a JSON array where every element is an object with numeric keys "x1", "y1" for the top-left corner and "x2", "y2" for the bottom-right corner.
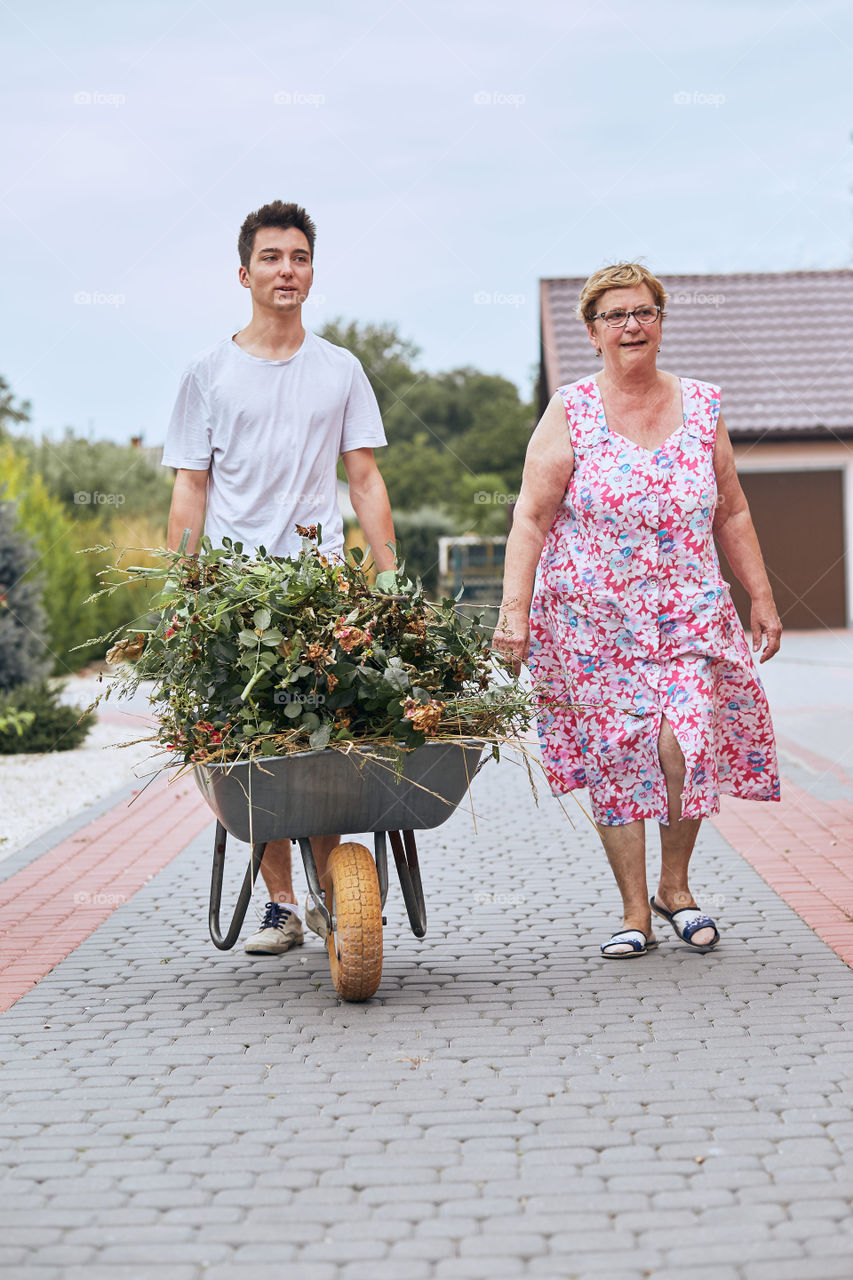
[{"x1": 194, "y1": 739, "x2": 487, "y2": 1000}]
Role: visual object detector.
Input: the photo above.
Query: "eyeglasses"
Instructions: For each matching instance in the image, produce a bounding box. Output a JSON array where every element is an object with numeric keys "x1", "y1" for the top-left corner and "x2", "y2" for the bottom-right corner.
[{"x1": 592, "y1": 305, "x2": 661, "y2": 328}]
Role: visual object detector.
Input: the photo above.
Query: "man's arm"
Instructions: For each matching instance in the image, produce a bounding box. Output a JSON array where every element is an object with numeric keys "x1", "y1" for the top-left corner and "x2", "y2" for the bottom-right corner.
[
  {"x1": 341, "y1": 448, "x2": 396, "y2": 572},
  {"x1": 167, "y1": 467, "x2": 209, "y2": 554}
]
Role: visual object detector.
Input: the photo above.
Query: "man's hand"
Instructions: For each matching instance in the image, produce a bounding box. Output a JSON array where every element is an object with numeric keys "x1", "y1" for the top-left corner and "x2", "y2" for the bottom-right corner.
[{"x1": 374, "y1": 568, "x2": 413, "y2": 594}]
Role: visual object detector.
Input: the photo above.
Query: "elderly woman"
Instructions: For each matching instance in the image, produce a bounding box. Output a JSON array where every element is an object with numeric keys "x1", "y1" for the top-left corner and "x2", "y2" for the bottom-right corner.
[{"x1": 495, "y1": 262, "x2": 780, "y2": 957}]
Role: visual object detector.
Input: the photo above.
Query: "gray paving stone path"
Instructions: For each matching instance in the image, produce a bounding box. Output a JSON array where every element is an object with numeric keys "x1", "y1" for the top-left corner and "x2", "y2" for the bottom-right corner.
[{"x1": 2, "y1": 750, "x2": 852, "y2": 1279}]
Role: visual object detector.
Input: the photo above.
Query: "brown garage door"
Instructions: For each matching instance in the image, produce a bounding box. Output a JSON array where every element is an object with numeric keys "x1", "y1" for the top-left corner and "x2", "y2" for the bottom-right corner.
[{"x1": 716, "y1": 469, "x2": 846, "y2": 629}]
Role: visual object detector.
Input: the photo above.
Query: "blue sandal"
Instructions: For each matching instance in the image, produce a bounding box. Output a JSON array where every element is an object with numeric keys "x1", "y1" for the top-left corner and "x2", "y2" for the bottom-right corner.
[
  {"x1": 600, "y1": 928, "x2": 659, "y2": 958},
  {"x1": 650, "y1": 897, "x2": 720, "y2": 952}
]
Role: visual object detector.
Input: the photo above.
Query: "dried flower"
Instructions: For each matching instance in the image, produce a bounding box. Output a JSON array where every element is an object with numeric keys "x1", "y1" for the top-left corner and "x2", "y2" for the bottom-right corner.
[
  {"x1": 403, "y1": 697, "x2": 442, "y2": 735},
  {"x1": 106, "y1": 633, "x2": 146, "y2": 664},
  {"x1": 334, "y1": 618, "x2": 368, "y2": 653}
]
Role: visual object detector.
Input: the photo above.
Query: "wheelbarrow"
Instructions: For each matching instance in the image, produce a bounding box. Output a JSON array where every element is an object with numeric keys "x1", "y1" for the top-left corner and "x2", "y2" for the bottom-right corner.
[{"x1": 194, "y1": 739, "x2": 486, "y2": 1001}]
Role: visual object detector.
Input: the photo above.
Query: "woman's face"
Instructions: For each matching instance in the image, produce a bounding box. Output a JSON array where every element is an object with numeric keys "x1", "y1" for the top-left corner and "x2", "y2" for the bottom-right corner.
[{"x1": 587, "y1": 283, "x2": 661, "y2": 368}]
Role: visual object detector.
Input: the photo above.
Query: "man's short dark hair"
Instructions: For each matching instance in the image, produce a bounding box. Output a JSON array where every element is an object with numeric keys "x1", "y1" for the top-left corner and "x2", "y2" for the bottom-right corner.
[{"x1": 238, "y1": 201, "x2": 317, "y2": 268}]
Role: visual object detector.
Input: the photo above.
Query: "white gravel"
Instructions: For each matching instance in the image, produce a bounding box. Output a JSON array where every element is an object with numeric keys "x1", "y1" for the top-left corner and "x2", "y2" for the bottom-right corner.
[{"x1": 0, "y1": 674, "x2": 169, "y2": 865}]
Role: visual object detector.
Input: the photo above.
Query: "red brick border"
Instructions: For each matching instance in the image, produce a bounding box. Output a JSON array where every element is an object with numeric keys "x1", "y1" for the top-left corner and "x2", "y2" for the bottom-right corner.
[
  {"x1": 711, "y1": 750, "x2": 853, "y2": 966},
  {"x1": 0, "y1": 771, "x2": 212, "y2": 1012}
]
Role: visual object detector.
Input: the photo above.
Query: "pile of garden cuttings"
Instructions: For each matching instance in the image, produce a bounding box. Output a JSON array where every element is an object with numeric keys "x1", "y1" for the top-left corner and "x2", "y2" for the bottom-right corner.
[{"x1": 90, "y1": 529, "x2": 537, "y2": 771}]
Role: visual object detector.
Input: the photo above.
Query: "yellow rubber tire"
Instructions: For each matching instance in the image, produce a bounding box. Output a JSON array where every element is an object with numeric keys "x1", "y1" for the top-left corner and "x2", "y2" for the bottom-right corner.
[{"x1": 325, "y1": 842, "x2": 383, "y2": 1001}]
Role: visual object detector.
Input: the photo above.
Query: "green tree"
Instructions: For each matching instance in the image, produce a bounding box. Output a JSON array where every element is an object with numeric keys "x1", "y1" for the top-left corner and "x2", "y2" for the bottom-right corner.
[
  {"x1": 0, "y1": 375, "x2": 31, "y2": 441},
  {"x1": 320, "y1": 320, "x2": 534, "y2": 519},
  {"x1": 452, "y1": 472, "x2": 515, "y2": 537},
  {"x1": 319, "y1": 319, "x2": 422, "y2": 419}
]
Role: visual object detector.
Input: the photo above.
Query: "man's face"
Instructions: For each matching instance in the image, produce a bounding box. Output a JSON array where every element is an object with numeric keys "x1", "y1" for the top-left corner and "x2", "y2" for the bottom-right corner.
[{"x1": 239, "y1": 226, "x2": 313, "y2": 312}]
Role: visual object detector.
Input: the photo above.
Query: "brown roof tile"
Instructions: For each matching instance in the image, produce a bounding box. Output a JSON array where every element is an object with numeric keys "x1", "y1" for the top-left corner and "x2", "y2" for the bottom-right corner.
[{"x1": 541, "y1": 270, "x2": 853, "y2": 438}]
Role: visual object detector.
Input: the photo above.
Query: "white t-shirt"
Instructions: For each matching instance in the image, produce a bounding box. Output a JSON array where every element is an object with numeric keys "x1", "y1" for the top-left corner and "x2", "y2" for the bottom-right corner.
[{"x1": 162, "y1": 331, "x2": 386, "y2": 558}]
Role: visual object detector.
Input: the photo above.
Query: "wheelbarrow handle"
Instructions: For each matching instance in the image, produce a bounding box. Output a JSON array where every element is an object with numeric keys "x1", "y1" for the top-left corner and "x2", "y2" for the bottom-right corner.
[{"x1": 209, "y1": 821, "x2": 266, "y2": 950}]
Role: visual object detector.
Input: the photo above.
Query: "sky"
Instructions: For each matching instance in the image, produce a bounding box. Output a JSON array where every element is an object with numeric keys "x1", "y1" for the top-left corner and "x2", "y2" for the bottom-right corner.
[{"x1": 2, "y1": 0, "x2": 852, "y2": 445}]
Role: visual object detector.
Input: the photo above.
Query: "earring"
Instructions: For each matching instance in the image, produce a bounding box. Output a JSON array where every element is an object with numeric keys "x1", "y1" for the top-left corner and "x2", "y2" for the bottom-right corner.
[
  {"x1": 657, "y1": 345, "x2": 661, "y2": 353},
  {"x1": 595, "y1": 348, "x2": 602, "y2": 358}
]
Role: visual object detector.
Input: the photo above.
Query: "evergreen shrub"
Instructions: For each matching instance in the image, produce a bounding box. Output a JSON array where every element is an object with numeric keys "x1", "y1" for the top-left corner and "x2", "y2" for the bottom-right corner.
[{"x1": 0, "y1": 682, "x2": 91, "y2": 754}]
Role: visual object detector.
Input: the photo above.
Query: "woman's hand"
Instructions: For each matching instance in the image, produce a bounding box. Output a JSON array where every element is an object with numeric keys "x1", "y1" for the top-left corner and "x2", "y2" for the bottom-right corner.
[
  {"x1": 492, "y1": 608, "x2": 530, "y2": 676},
  {"x1": 750, "y1": 596, "x2": 782, "y2": 663}
]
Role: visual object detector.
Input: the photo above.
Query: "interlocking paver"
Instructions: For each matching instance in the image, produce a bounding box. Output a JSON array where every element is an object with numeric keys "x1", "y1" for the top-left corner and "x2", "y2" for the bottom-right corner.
[{"x1": 1, "y1": 697, "x2": 853, "y2": 1280}]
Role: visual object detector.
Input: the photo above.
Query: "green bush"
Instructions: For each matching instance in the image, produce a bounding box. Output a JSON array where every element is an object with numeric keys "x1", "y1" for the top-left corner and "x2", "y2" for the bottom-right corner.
[
  {"x1": 16, "y1": 431, "x2": 173, "y2": 523},
  {"x1": 71, "y1": 520, "x2": 166, "y2": 669},
  {"x1": 0, "y1": 444, "x2": 94, "y2": 673},
  {"x1": 0, "y1": 442, "x2": 166, "y2": 671},
  {"x1": 0, "y1": 682, "x2": 91, "y2": 754},
  {"x1": 0, "y1": 707, "x2": 35, "y2": 736},
  {"x1": 0, "y1": 499, "x2": 52, "y2": 692}
]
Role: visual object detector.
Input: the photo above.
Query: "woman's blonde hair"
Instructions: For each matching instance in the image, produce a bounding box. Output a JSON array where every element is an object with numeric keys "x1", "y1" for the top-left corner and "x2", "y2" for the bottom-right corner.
[{"x1": 577, "y1": 262, "x2": 668, "y2": 325}]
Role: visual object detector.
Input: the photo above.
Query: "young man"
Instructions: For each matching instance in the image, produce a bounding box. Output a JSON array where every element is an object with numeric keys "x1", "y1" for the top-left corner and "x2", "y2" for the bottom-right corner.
[{"x1": 163, "y1": 200, "x2": 396, "y2": 956}]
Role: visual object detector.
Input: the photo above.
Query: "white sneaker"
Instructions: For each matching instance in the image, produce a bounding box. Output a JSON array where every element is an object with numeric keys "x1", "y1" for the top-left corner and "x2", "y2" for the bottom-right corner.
[
  {"x1": 304, "y1": 892, "x2": 329, "y2": 940},
  {"x1": 243, "y1": 902, "x2": 304, "y2": 954}
]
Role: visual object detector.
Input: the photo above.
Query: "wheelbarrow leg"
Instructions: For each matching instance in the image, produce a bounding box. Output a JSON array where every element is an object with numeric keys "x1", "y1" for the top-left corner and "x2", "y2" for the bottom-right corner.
[
  {"x1": 297, "y1": 836, "x2": 388, "y2": 932},
  {"x1": 374, "y1": 830, "x2": 390, "y2": 909},
  {"x1": 389, "y1": 829, "x2": 427, "y2": 938},
  {"x1": 297, "y1": 837, "x2": 334, "y2": 934},
  {"x1": 209, "y1": 821, "x2": 267, "y2": 950}
]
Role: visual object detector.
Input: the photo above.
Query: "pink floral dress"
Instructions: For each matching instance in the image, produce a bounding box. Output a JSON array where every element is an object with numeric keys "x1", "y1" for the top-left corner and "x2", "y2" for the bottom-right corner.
[{"x1": 528, "y1": 375, "x2": 779, "y2": 826}]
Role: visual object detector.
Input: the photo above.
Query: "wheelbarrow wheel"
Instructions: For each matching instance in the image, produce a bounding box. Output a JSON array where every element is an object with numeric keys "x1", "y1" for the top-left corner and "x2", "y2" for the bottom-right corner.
[{"x1": 325, "y1": 842, "x2": 383, "y2": 1001}]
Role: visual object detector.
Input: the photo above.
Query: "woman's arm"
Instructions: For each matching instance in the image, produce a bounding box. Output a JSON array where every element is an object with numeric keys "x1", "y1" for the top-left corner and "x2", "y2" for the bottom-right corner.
[
  {"x1": 713, "y1": 415, "x2": 781, "y2": 663},
  {"x1": 493, "y1": 392, "x2": 575, "y2": 672}
]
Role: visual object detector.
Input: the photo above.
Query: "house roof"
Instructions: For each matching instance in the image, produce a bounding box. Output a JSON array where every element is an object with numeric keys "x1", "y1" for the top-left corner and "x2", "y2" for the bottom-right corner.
[{"x1": 540, "y1": 269, "x2": 853, "y2": 439}]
